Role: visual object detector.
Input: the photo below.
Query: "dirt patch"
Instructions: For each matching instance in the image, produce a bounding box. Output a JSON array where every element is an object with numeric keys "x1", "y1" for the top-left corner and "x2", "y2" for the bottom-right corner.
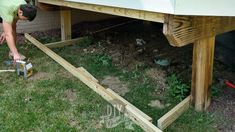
[
  {"x1": 101, "y1": 76, "x2": 129, "y2": 96},
  {"x1": 28, "y1": 72, "x2": 52, "y2": 81},
  {"x1": 57, "y1": 69, "x2": 76, "y2": 80},
  {"x1": 64, "y1": 89, "x2": 77, "y2": 103},
  {"x1": 148, "y1": 100, "x2": 165, "y2": 109},
  {"x1": 145, "y1": 68, "x2": 167, "y2": 91}
]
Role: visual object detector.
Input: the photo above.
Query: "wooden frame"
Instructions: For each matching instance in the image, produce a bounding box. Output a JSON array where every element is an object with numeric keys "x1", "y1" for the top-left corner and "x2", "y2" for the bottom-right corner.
[
  {"x1": 158, "y1": 96, "x2": 191, "y2": 130},
  {"x1": 25, "y1": 33, "x2": 161, "y2": 132},
  {"x1": 45, "y1": 37, "x2": 85, "y2": 48}
]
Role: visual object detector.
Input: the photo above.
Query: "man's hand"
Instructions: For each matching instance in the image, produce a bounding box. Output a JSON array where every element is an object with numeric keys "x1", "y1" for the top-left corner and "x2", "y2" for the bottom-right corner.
[
  {"x1": 0, "y1": 33, "x2": 6, "y2": 44},
  {"x1": 13, "y1": 53, "x2": 21, "y2": 64}
]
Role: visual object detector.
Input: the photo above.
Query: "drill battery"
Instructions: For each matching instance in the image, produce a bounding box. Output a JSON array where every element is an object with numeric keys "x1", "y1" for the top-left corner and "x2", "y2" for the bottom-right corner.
[{"x1": 16, "y1": 60, "x2": 33, "y2": 78}]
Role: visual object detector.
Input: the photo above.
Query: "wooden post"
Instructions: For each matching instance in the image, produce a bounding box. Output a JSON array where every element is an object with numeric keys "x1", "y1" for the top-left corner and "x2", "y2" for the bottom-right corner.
[
  {"x1": 60, "y1": 9, "x2": 71, "y2": 41},
  {"x1": 191, "y1": 36, "x2": 215, "y2": 111}
]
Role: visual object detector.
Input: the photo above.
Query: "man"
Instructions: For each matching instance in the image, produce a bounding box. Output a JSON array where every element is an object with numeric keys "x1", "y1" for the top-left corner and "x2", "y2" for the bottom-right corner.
[{"x1": 0, "y1": 0, "x2": 37, "y2": 62}]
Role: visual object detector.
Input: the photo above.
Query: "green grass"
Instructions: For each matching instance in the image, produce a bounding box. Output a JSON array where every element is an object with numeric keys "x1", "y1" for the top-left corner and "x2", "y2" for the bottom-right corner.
[{"x1": 0, "y1": 37, "x2": 227, "y2": 131}]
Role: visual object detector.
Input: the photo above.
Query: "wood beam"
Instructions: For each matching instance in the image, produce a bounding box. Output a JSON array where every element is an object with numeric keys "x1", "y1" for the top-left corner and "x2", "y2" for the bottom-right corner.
[
  {"x1": 191, "y1": 37, "x2": 215, "y2": 111},
  {"x1": 0, "y1": 70, "x2": 15, "y2": 73},
  {"x1": 38, "y1": 0, "x2": 164, "y2": 23},
  {"x1": 37, "y1": 3, "x2": 60, "y2": 11},
  {"x1": 25, "y1": 33, "x2": 161, "y2": 132},
  {"x1": 45, "y1": 37, "x2": 85, "y2": 48},
  {"x1": 163, "y1": 15, "x2": 235, "y2": 47},
  {"x1": 106, "y1": 88, "x2": 152, "y2": 122},
  {"x1": 157, "y1": 96, "x2": 191, "y2": 130},
  {"x1": 77, "y1": 67, "x2": 98, "y2": 83},
  {"x1": 60, "y1": 9, "x2": 71, "y2": 41}
]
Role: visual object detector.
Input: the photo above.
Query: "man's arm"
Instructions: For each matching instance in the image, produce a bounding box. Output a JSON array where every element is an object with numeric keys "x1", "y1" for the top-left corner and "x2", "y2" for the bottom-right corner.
[
  {"x1": 12, "y1": 19, "x2": 17, "y2": 45},
  {"x1": 0, "y1": 17, "x2": 6, "y2": 44},
  {"x1": 2, "y1": 21, "x2": 20, "y2": 61}
]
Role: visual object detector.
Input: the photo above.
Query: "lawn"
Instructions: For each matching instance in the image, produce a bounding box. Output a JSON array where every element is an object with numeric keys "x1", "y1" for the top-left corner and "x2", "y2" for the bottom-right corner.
[{"x1": 0, "y1": 29, "x2": 233, "y2": 131}]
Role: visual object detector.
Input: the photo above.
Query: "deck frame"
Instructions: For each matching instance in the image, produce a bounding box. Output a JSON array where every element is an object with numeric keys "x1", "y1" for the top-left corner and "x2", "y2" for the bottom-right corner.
[
  {"x1": 25, "y1": 33, "x2": 161, "y2": 132},
  {"x1": 38, "y1": 0, "x2": 165, "y2": 23}
]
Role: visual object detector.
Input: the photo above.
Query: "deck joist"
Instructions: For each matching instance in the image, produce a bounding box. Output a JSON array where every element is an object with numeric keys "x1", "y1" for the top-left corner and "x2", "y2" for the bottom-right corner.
[{"x1": 38, "y1": 0, "x2": 165, "y2": 23}]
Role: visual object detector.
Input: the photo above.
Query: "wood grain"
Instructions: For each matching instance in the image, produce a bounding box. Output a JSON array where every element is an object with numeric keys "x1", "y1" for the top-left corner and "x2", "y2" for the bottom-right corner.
[
  {"x1": 45, "y1": 37, "x2": 85, "y2": 48},
  {"x1": 158, "y1": 96, "x2": 191, "y2": 130},
  {"x1": 61, "y1": 9, "x2": 72, "y2": 41},
  {"x1": 38, "y1": 0, "x2": 164, "y2": 23},
  {"x1": 191, "y1": 37, "x2": 215, "y2": 111},
  {"x1": 164, "y1": 15, "x2": 235, "y2": 47}
]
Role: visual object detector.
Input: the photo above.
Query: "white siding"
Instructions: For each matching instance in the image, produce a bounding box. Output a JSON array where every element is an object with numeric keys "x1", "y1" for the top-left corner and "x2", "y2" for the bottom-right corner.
[
  {"x1": 66, "y1": 0, "x2": 235, "y2": 16},
  {"x1": 66, "y1": 0, "x2": 175, "y2": 14},
  {"x1": 174, "y1": 0, "x2": 235, "y2": 16}
]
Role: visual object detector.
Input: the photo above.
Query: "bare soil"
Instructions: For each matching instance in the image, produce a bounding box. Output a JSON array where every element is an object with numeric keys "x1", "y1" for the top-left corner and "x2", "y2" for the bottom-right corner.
[
  {"x1": 28, "y1": 72, "x2": 53, "y2": 81},
  {"x1": 101, "y1": 76, "x2": 129, "y2": 96}
]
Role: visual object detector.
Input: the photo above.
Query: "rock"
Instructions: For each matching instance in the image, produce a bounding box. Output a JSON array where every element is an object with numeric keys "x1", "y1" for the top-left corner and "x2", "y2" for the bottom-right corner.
[
  {"x1": 154, "y1": 59, "x2": 170, "y2": 66},
  {"x1": 101, "y1": 76, "x2": 129, "y2": 96},
  {"x1": 136, "y1": 38, "x2": 146, "y2": 46},
  {"x1": 148, "y1": 100, "x2": 165, "y2": 109}
]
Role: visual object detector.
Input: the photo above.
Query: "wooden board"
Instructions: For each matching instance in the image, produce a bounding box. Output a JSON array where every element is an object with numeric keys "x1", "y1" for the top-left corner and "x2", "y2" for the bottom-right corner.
[
  {"x1": 0, "y1": 70, "x2": 15, "y2": 73},
  {"x1": 106, "y1": 88, "x2": 152, "y2": 122},
  {"x1": 163, "y1": 15, "x2": 235, "y2": 47},
  {"x1": 77, "y1": 67, "x2": 98, "y2": 83},
  {"x1": 25, "y1": 33, "x2": 161, "y2": 132},
  {"x1": 45, "y1": 37, "x2": 85, "y2": 48},
  {"x1": 38, "y1": 0, "x2": 165, "y2": 23},
  {"x1": 157, "y1": 96, "x2": 191, "y2": 130}
]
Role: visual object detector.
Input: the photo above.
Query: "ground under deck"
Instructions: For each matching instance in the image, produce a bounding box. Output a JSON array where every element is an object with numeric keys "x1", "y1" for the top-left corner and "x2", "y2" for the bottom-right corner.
[{"x1": 36, "y1": 0, "x2": 235, "y2": 130}]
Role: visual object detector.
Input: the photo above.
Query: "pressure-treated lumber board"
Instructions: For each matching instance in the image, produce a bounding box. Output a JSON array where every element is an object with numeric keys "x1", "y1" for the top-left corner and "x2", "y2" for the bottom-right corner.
[
  {"x1": 163, "y1": 15, "x2": 235, "y2": 47},
  {"x1": 61, "y1": 9, "x2": 71, "y2": 41},
  {"x1": 0, "y1": 70, "x2": 15, "y2": 73},
  {"x1": 37, "y1": 2, "x2": 60, "y2": 11},
  {"x1": 191, "y1": 37, "x2": 215, "y2": 111},
  {"x1": 106, "y1": 88, "x2": 152, "y2": 122},
  {"x1": 157, "y1": 96, "x2": 191, "y2": 130},
  {"x1": 125, "y1": 105, "x2": 160, "y2": 132},
  {"x1": 25, "y1": 33, "x2": 161, "y2": 132},
  {"x1": 45, "y1": 37, "x2": 85, "y2": 48},
  {"x1": 77, "y1": 67, "x2": 98, "y2": 83},
  {"x1": 38, "y1": 0, "x2": 165, "y2": 23}
]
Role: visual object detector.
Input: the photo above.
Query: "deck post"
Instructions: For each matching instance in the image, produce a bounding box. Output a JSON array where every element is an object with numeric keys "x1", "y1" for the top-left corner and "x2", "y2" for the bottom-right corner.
[
  {"x1": 60, "y1": 9, "x2": 71, "y2": 41},
  {"x1": 191, "y1": 36, "x2": 215, "y2": 111}
]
